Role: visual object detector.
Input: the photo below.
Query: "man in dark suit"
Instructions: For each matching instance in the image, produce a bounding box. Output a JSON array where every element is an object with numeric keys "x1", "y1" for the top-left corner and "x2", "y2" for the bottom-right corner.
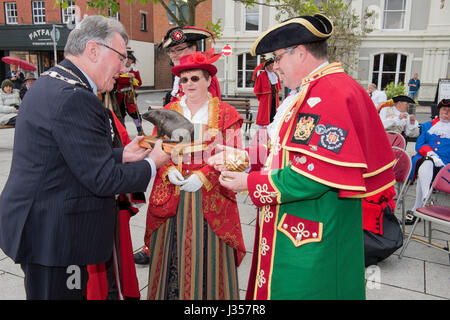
[{"x1": 0, "y1": 15, "x2": 170, "y2": 300}]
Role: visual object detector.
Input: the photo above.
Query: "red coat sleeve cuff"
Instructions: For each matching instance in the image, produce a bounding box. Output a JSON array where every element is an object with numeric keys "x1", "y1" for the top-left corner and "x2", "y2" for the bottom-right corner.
[
  {"x1": 247, "y1": 171, "x2": 279, "y2": 207},
  {"x1": 419, "y1": 145, "x2": 432, "y2": 156}
]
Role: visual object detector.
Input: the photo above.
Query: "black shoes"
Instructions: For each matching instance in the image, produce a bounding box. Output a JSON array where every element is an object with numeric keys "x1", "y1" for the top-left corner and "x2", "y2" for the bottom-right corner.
[
  {"x1": 134, "y1": 247, "x2": 150, "y2": 265},
  {"x1": 405, "y1": 210, "x2": 420, "y2": 225}
]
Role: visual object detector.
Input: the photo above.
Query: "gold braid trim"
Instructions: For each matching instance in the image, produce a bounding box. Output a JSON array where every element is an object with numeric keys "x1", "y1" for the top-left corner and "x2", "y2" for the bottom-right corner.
[
  {"x1": 162, "y1": 165, "x2": 177, "y2": 181},
  {"x1": 208, "y1": 97, "x2": 220, "y2": 137},
  {"x1": 193, "y1": 171, "x2": 213, "y2": 192}
]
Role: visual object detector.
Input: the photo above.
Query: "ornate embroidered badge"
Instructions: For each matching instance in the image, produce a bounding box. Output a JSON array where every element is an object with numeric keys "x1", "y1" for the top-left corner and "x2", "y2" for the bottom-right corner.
[
  {"x1": 316, "y1": 124, "x2": 348, "y2": 154},
  {"x1": 170, "y1": 28, "x2": 186, "y2": 44},
  {"x1": 291, "y1": 113, "x2": 320, "y2": 145}
]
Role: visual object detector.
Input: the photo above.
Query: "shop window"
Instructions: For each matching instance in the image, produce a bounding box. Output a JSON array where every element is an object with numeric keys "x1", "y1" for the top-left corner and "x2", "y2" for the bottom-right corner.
[
  {"x1": 244, "y1": 5, "x2": 259, "y2": 31},
  {"x1": 383, "y1": 0, "x2": 406, "y2": 29},
  {"x1": 32, "y1": 1, "x2": 46, "y2": 24},
  {"x1": 4, "y1": 2, "x2": 18, "y2": 24},
  {"x1": 371, "y1": 53, "x2": 407, "y2": 89},
  {"x1": 237, "y1": 53, "x2": 260, "y2": 89}
]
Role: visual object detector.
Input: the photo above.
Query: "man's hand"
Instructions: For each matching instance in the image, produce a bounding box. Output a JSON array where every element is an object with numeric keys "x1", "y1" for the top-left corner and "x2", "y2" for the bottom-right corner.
[
  {"x1": 147, "y1": 139, "x2": 170, "y2": 169},
  {"x1": 219, "y1": 171, "x2": 248, "y2": 193},
  {"x1": 208, "y1": 145, "x2": 248, "y2": 172},
  {"x1": 123, "y1": 136, "x2": 151, "y2": 163},
  {"x1": 399, "y1": 113, "x2": 408, "y2": 120}
]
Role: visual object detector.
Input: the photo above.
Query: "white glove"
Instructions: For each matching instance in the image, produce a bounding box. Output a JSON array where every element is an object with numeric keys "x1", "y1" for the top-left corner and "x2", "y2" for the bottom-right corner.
[
  {"x1": 427, "y1": 151, "x2": 444, "y2": 167},
  {"x1": 180, "y1": 173, "x2": 203, "y2": 192},
  {"x1": 167, "y1": 168, "x2": 186, "y2": 186}
]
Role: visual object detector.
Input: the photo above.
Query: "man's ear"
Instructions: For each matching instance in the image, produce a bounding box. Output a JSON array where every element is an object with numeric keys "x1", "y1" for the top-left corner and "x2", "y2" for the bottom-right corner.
[
  {"x1": 85, "y1": 41, "x2": 100, "y2": 63},
  {"x1": 295, "y1": 45, "x2": 307, "y2": 62}
]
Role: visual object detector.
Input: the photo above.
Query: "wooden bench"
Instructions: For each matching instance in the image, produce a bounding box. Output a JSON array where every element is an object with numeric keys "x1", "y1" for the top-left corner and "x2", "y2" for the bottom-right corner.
[
  {"x1": 221, "y1": 97, "x2": 253, "y2": 137},
  {"x1": 0, "y1": 125, "x2": 14, "y2": 129}
]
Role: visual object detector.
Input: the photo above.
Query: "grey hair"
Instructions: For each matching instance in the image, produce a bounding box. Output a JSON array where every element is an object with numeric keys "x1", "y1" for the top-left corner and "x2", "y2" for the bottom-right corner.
[{"x1": 64, "y1": 15, "x2": 128, "y2": 56}]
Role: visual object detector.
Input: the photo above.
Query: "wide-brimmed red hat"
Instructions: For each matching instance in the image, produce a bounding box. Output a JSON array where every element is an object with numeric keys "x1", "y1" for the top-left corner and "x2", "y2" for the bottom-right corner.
[{"x1": 171, "y1": 48, "x2": 220, "y2": 77}]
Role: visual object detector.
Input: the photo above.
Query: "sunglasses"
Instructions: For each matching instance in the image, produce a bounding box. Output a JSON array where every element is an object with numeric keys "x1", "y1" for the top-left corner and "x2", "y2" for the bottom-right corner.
[{"x1": 180, "y1": 75, "x2": 201, "y2": 84}]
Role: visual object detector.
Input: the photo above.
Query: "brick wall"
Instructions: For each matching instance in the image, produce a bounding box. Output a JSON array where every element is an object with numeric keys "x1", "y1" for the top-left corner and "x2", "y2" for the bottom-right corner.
[
  {"x1": 152, "y1": 1, "x2": 213, "y2": 90},
  {"x1": 0, "y1": 0, "x2": 153, "y2": 42}
]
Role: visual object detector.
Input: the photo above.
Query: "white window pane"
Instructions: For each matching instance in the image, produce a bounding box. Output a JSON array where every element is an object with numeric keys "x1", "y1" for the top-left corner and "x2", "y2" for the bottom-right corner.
[
  {"x1": 385, "y1": 0, "x2": 405, "y2": 11},
  {"x1": 383, "y1": 11, "x2": 404, "y2": 29},
  {"x1": 245, "y1": 6, "x2": 259, "y2": 31}
]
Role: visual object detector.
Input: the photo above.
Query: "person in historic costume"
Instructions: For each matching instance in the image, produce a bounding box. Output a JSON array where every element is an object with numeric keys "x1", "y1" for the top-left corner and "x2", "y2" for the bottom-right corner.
[
  {"x1": 253, "y1": 57, "x2": 281, "y2": 127},
  {"x1": 134, "y1": 25, "x2": 222, "y2": 265},
  {"x1": 144, "y1": 51, "x2": 246, "y2": 300},
  {"x1": 115, "y1": 50, "x2": 145, "y2": 135},
  {"x1": 379, "y1": 95, "x2": 420, "y2": 138},
  {"x1": 209, "y1": 14, "x2": 396, "y2": 300},
  {"x1": 405, "y1": 98, "x2": 450, "y2": 225},
  {"x1": 161, "y1": 26, "x2": 221, "y2": 105},
  {"x1": 85, "y1": 93, "x2": 146, "y2": 300},
  {"x1": 0, "y1": 15, "x2": 170, "y2": 300}
]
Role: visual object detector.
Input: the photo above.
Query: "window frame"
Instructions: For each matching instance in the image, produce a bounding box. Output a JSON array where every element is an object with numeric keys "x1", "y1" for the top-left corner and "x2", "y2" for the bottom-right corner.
[
  {"x1": 371, "y1": 52, "x2": 408, "y2": 90},
  {"x1": 32, "y1": 1, "x2": 46, "y2": 25},
  {"x1": 382, "y1": 0, "x2": 407, "y2": 30},
  {"x1": 236, "y1": 52, "x2": 261, "y2": 90},
  {"x1": 61, "y1": 0, "x2": 76, "y2": 24},
  {"x1": 243, "y1": 4, "x2": 260, "y2": 32},
  {"x1": 140, "y1": 12, "x2": 147, "y2": 31},
  {"x1": 4, "y1": 2, "x2": 18, "y2": 25}
]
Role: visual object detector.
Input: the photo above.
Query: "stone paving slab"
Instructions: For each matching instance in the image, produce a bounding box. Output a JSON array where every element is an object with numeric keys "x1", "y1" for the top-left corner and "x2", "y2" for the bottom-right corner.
[{"x1": 0, "y1": 106, "x2": 448, "y2": 301}]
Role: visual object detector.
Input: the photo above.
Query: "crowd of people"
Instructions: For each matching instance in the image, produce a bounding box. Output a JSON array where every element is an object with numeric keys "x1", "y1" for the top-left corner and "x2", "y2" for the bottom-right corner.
[{"x1": 0, "y1": 14, "x2": 448, "y2": 301}]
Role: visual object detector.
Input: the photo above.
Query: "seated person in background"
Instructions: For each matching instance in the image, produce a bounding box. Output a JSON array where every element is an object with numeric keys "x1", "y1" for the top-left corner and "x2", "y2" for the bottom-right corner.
[
  {"x1": 406, "y1": 99, "x2": 450, "y2": 225},
  {"x1": 379, "y1": 95, "x2": 420, "y2": 138},
  {"x1": 19, "y1": 72, "x2": 36, "y2": 100},
  {"x1": 0, "y1": 79, "x2": 20, "y2": 126},
  {"x1": 367, "y1": 83, "x2": 387, "y2": 109}
]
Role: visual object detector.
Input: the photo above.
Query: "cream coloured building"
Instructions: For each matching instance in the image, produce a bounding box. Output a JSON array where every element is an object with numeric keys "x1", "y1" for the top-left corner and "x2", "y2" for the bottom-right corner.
[{"x1": 213, "y1": 0, "x2": 450, "y2": 102}]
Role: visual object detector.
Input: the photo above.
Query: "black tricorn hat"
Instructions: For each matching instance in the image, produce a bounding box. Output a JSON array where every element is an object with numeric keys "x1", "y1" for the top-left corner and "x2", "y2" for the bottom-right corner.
[
  {"x1": 437, "y1": 98, "x2": 450, "y2": 109},
  {"x1": 159, "y1": 26, "x2": 215, "y2": 49},
  {"x1": 251, "y1": 14, "x2": 334, "y2": 56},
  {"x1": 392, "y1": 95, "x2": 416, "y2": 104}
]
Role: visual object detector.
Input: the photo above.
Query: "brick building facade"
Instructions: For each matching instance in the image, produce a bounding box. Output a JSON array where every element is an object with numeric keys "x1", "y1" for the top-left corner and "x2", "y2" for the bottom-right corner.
[{"x1": 0, "y1": 0, "x2": 214, "y2": 90}]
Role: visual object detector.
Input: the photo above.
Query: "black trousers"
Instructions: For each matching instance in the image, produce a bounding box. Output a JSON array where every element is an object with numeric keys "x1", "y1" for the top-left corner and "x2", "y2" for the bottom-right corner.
[{"x1": 20, "y1": 263, "x2": 89, "y2": 300}]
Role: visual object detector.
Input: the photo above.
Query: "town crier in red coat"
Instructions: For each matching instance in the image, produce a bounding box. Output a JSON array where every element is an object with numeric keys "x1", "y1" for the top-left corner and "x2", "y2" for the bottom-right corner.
[{"x1": 253, "y1": 58, "x2": 281, "y2": 126}]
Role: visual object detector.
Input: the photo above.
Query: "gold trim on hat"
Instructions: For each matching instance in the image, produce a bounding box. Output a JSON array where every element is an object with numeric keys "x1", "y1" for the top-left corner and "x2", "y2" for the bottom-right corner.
[{"x1": 251, "y1": 15, "x2": 334, "y2": 56}]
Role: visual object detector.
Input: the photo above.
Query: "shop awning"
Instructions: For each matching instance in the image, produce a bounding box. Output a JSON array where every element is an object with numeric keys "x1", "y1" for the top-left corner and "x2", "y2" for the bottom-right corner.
[{"x1": 0, "y1": 24, "x2": 71, "y2": 51}]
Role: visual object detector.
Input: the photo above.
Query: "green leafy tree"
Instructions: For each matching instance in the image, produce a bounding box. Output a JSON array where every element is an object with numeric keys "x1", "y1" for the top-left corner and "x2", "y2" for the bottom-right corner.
[{"x1": 56, "y1": 0, "x2": 225, "y2": 37}]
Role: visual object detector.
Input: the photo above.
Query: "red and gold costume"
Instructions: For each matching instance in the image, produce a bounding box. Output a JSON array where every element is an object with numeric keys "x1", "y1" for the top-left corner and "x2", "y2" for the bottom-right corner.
[
  {"x1": 253, "y1": 70, "x2": 281, "y2": 126},
  {"x1": 116, "y1": 69, "x2": 141, "y2": 115},
  {"x1": 144, "y1": 97, "x2": 246, "y2": 299},
  {"x1": 244, "y1": 62, "x2": 396, "y2": 300}
]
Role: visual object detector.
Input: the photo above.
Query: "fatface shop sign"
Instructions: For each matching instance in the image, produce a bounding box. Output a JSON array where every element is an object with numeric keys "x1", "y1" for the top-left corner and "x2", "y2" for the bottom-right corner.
[
  {"x1": 0, "y1": 25, "x2": 70, "y2": 50},
  {"x1": 28, "y1": 28, "x2": 60, "y2": 46}
]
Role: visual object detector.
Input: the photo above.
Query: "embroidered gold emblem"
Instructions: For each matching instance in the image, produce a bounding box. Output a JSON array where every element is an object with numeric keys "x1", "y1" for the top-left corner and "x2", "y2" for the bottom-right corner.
[{"x1": 294, "y1": 115, "x2": 316, "y2": 141}]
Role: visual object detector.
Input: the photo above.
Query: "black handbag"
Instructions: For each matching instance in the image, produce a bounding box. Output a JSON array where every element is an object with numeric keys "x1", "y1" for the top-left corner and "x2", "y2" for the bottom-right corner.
[{"x1": 363, "y1": 200, "x2": 403, "y2": 267}]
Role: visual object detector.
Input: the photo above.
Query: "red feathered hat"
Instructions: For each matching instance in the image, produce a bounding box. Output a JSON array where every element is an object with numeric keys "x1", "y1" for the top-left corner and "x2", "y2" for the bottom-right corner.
[{"x1": 171, "y1": 48, "x2": 221, "y2": 77}]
